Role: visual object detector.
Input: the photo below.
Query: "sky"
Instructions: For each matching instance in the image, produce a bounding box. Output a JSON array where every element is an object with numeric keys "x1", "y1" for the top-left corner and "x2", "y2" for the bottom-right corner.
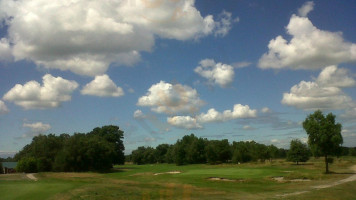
[{"x1": 0, "y1": 0, "x2": 356, "y2": 157}]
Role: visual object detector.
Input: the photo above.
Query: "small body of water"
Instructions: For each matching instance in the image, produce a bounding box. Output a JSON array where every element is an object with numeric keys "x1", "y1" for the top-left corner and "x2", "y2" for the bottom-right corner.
[{"x1": 2, "y1": 162, "x2": 17, "y2": 169}]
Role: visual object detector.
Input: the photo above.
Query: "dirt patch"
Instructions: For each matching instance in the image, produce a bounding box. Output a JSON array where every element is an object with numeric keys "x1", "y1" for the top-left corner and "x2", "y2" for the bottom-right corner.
[
  {"x1": 26, "y1": 173, "x2": 38, "y2": 181},
  {"x1": 208, "y1": 177, "x2": 243, "y2": 182},
  {"x1": 291, "y1": 179, "x2": 311, "y2": 182},
  {"x1": 154, "y1": 171, "x2": 181, "y2": 175},
  {"x1": 272, "y1": 177, "x2": 284, "y2": 182},
  {"x1": 276, "y1": 191, "x2": 310, "y2": 197},
  {"x1": 272, "y1": 177, "x2": 311, "y2": 182}
]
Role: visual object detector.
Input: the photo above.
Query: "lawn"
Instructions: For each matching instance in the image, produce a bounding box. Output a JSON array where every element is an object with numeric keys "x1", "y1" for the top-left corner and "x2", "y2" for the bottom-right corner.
[{"x1": 0, "y1": 157, "x2": 355, "y2": 200}]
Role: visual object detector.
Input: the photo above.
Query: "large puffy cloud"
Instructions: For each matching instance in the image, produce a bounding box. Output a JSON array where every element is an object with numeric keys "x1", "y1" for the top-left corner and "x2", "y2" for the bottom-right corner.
[
  {"x1": 258, "y1": 3, "x2": 356, "y2": 70},
  {"x1": 0, "y1": 100, "x2": 9, "y2": 114},
  {"x1": 81, "y1": 74, "x2": 124, "y2": 97},
  {"x1": 197, "y1": 104, "x2": 257, "y2": 123},
  {"x1": 0, "y1": 0, "x2": 235, "y2": 76},
  {"x1": 282, "y1": 66, "x2": 355, "y2": 110},
  {"x1": 315, "y1": 65, "x2": 355, "y2": 88},
  {"x1": 137, "y1": 81, "x2": 204, "y2": 115},
  {"x1": 168, "y1": 104, "x2": 257, "y2": 129},
  {"x1": 3, "y1": 74, "x2": 78, "y2": 109},
  {"x1": 167, "y1": 116, "x2": 202, "y2": 129},
  {"x1": 194, "y1": 59, "x2": 234, "y2": 88}
]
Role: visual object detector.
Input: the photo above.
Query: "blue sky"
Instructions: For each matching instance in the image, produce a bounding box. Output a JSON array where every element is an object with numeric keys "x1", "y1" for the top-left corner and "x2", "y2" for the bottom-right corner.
[{"x1": 0, "y1": 0, "x2": 356, "y2": 157}]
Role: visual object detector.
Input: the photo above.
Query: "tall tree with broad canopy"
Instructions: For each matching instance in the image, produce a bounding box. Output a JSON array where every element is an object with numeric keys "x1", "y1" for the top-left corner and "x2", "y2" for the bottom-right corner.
[
  {"x1": 89, "y1": 125, "x2": 125, "y2": 165},
  {"x1": 303, "y1": 110, "x2": 343, "y2": 173},
  {"x1": 287, "y1": 139, "x2": 310, "y2": 165}
]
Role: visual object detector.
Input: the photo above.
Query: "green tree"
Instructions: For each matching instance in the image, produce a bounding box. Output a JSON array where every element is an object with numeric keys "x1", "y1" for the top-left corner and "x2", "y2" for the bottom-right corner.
[
  {"x1": 205, "y1": 139, "x2": 231, "y2": 164},
  {"x1": 267, "y1": 145, "x2": 279, "y2": 162},
  {"x1": 89, "y1": 125, "x2": 125, "y2": 165},
  {"x1": 349, "y1": 148, "x2": 356, "y2": 156},
  {"x1": 303, "y1": 110, "x2": 343, "y2": 173},
  {"x1": 155, "y1": 144, "x2": 170, "y2": 163},
  {"x1": 17, "y1": 157, "x2": 38, "y2": 173},
  {"x1": 173, "y1": 134, "x2": 207, "y2": 165},
  {"x1": 165, "y1": 145, "x2": 175, "y2": 164},
  {"x1": 0, "y1": 162, "x2": 3, "y2": 174},
  {"x1": 287, "y1": 139, "x2": 310, "y2": 165},
  {"x1": 232, "y1": 141, "x2": 252, "y2": 163},
  {"x1": 131, "y1": 146, "x2": 155, "y2": 165}
]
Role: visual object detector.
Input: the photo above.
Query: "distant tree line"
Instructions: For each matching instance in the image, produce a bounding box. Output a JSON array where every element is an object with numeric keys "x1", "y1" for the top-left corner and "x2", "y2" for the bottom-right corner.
[
  {"x1": 0, "y1": 157, "x2": 15, "y2": 162},
  {"x1": 14, "y1": 125, "x2": 124, "y2": 173},
  {"x1": 127, "y1": 133, "x2": 356, "y2": 166},
  {"x1": 127, "y1": 134, "x2": 288, "y2": 165}
]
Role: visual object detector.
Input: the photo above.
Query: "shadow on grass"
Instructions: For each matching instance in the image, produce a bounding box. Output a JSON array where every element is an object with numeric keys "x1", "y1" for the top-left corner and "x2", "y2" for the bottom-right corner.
[
  {"x1": 98, "y1": 166, "x2": 138, "y2": 174},
  {"x1": 328, "y1": 172, "x2": 356, "y2": 175},
  {"x1": 290, "y1": 163, "x2": 314, "y2": 166}
]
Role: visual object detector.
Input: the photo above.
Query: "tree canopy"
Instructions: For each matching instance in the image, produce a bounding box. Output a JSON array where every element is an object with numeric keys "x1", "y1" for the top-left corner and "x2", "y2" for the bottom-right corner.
[
  {"x1": 287, "y1": 139, "x2": 310, "y2": 165},
  {"x1": 15, "y1": 125, "x2": 125, "y2": 172},
  {"x1": 303, "y1": 110, "x2": 343, "y2": 173},
  {"x1": 129, "y1": 134, "x2": 286, "y2": 165}
]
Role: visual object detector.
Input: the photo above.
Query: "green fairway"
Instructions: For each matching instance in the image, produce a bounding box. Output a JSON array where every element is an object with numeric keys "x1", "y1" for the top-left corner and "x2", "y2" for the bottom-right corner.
[{"x1": 0, "y1": 157, "x2": 355, "y2": 200}]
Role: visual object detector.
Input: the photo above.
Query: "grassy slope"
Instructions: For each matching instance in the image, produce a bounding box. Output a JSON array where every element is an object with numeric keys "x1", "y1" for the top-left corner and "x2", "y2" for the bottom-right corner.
[{"x1": 0, "y1": 157, "x2": 355, "y2": 200}]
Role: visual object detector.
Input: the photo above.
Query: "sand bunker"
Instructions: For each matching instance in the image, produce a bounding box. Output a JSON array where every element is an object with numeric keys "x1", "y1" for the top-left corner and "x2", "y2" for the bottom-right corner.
[
  {"x1": 272, "y1": 177, "x2": 311, "y2": 182},
  {"x1": 26, "y1": 173, "x2": 38, "y2": 181},
  {"x1": 153, "y1": 171, "x2": 181, "y2": 175},
  {"x1": 208, "y1": 177, "x2": 243, "y2": 182}
]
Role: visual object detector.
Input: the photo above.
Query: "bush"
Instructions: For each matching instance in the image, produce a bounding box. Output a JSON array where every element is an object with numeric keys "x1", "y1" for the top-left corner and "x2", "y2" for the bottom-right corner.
[{"x1": 17, "y1": 157, "x2": 38, "y2": 173}]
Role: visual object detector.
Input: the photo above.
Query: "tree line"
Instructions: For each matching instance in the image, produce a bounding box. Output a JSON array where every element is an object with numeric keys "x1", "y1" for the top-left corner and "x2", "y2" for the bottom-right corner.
[
  {"x1": 127, "y1": 134, "x2": 288, "y2": 165},
  {"x1": 14, "y1": 125, "x2": 125, "y2": 173},
  {"x1": 6, "y1": 110, "x2": 355, "y2": 174},
  {"x1": 127, "y1": 110, "x2": 351, "y2": 174}
]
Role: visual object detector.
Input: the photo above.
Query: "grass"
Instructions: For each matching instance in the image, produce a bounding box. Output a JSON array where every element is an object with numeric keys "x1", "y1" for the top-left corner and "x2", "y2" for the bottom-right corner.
[{"x1": 0, "y1": 157, "x2": 355, "y2": 199}]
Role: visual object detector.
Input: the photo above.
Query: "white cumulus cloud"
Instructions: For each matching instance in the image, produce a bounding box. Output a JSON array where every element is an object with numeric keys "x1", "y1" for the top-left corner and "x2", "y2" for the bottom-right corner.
[
  {"x1": 298, "y1": 1, "x2": 314, "y2": 17},
  {"x1": 282, "y1": 66, "x2": 355, "y2": 110},
  {"x1": 0, "y1": 100, "x2": 9, "y2": 114},
  {"x1": 167, "y1": 115, "x2": 202, "y2": 130},
  {"x1": 261, "y1": 107, "x2": 271, "y2": 114},
  {"x1": 0, "y1": 0, "x2": 235, "y2": 76},
  {"x1": 133, "y1": 109, "x2": 146, "y2": 119},
  {"x1": 194, "y1": 59, "x2": 235, "y2": 88},
  {"x1": 81, "y1": 74, "x2": 124, "y2": 97},
  {"x1": 21, "y1": 122, "x2": 51, "y2": 138},
  {"x1": 259, "y1": 3, "x2": 356, "y2": 70},
  {"x1": 23, "y1": 122, "x2": 51, "y2": 133},
  {"x1": 137, "y1": 81, "x2": 204, "y2": 115},
  {"x1": 3, "y1": 74, "x2": 78, "y2": 109},
  {"x1": 198, "y1": 104, "x2": 257, "y2": 123},
  {"x1": 315, "y1": 65, "x2": 356, "y2": 88},
  {"x1": 168, "y1": 104, "x2": 257, "y2": 129}
]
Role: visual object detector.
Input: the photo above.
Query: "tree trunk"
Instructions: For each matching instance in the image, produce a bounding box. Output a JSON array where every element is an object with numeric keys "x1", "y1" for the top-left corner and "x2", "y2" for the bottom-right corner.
[{"x1": 325, "y1": 154, "x2": 329, "y2": 174}]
